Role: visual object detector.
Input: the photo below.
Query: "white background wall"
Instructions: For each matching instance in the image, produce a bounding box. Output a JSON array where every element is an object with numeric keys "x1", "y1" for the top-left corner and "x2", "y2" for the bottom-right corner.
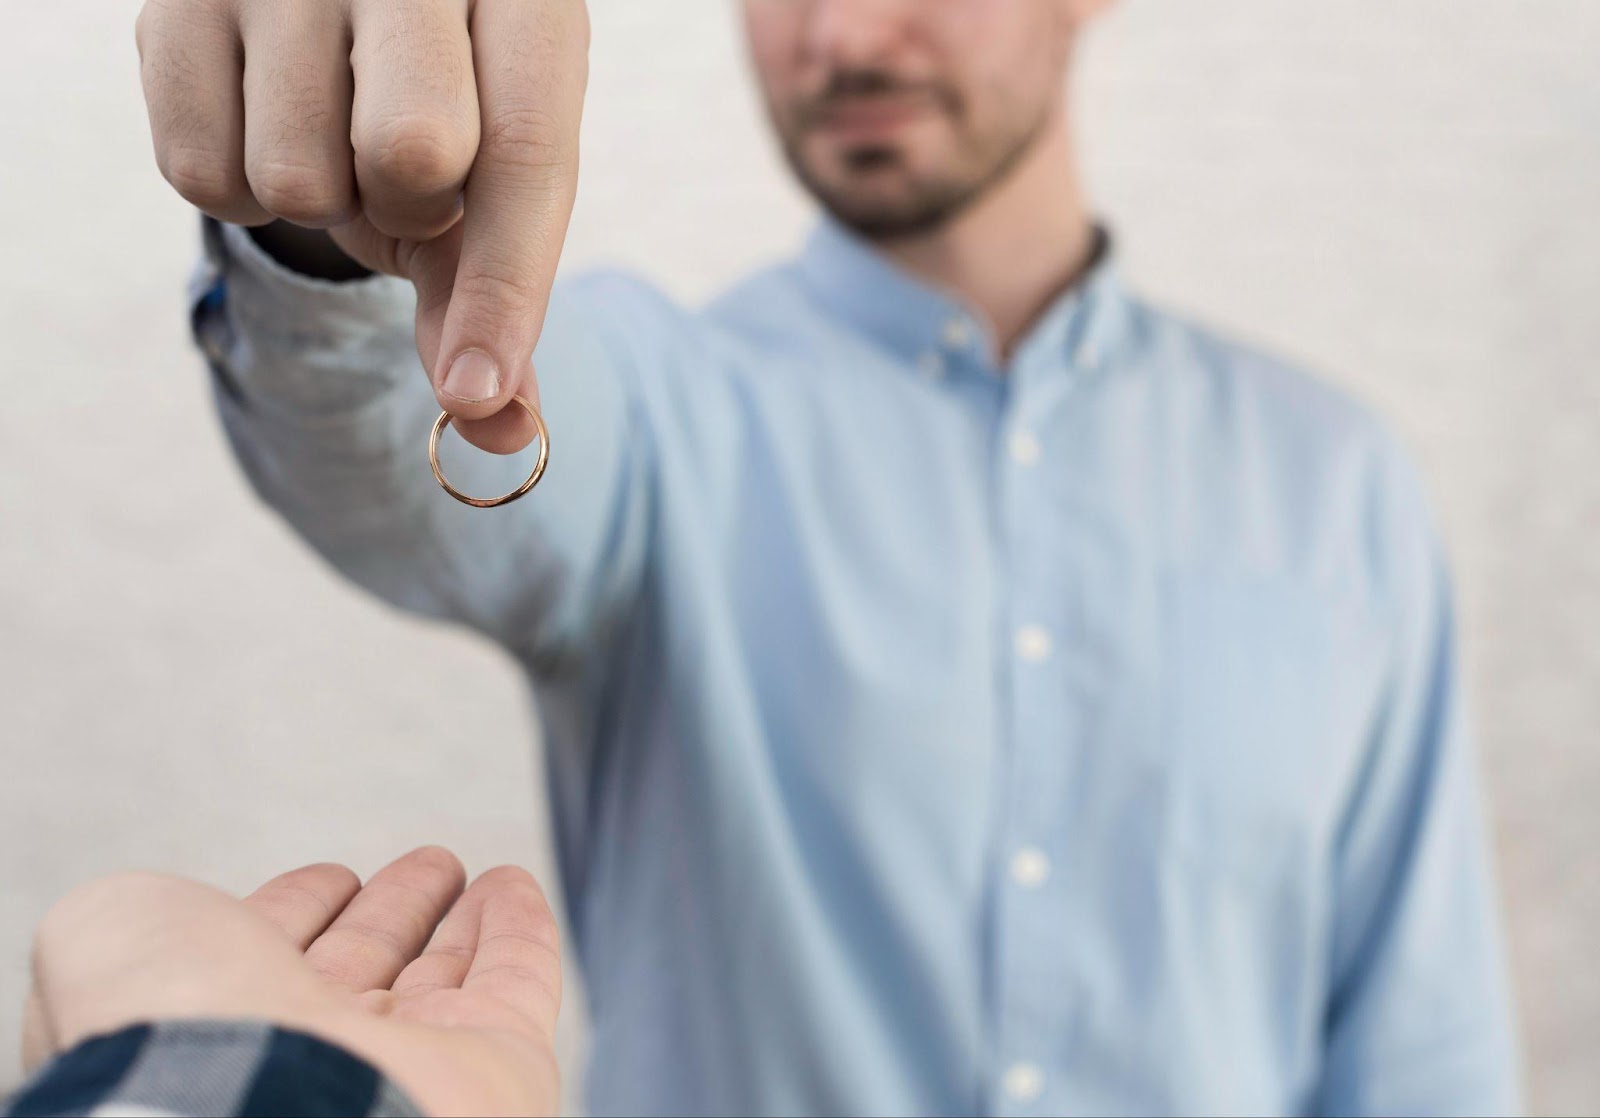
[{"x1": 2, "y1": 1, "x2": 1596, "y2": 1112}]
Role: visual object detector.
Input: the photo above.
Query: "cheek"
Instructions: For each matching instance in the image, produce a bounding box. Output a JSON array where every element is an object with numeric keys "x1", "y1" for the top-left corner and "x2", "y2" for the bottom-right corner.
[
  {"x1": 743, "y1": 5, "x2": 803, "y2": 99},
  {"x1": 930, "y1": 2, "x2": 1070, "y2": 118}
]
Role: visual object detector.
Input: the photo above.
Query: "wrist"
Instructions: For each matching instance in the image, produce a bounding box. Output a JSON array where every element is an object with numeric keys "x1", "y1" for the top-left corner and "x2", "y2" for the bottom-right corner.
[{"x1": 32, "y1": 874, "x2": 342, "y2": 1058}]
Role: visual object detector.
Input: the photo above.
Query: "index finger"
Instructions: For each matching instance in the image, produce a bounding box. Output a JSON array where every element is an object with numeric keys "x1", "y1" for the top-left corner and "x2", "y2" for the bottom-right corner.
[
  {"x1": 243, "y1": 862, "x2": 362, "y2": 950},
  {"x1": 462, "y1": 872, "x2": 562, "y2": 1039},
  {"x1": 426, "y1": 0, "x2": 588, "y2": 440}
]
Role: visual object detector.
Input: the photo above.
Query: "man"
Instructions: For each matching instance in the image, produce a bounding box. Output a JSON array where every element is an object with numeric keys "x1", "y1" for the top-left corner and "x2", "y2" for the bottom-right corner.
[
  {"x1": 135, "y1": 0, "x2": 1518, "y2": 1113},
  {"x1": 10, "y1": 849, "x2": 561, "y2": 1117}
]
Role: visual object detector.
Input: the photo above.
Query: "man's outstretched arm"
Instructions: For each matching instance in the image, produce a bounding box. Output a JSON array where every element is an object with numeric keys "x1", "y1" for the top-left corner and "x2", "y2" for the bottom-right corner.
[{"x1": 194, "y1": 218, "x2": 653, "y2": 657}]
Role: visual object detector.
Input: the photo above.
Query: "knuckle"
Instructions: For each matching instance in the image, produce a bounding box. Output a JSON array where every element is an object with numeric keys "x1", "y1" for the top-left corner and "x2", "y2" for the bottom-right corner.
[
  {"x1": 472, "y1": 960, "x2": 563, "y2": 1009},
  {"x1": 480, "y1": 104, "x2": 570, "y2": 173},
  {"x1": 396, "y1": 977, "x2": 451, "y2": 996},
  {"x1": 358, "y1": 114, "x2": 473, "y2": 194},
  {"x1": 316, "y1": 921, "x2": 407, "y2": 963},
  {"x1": 265, "y1": 874, "x2": 347, "y2": 918},
  {"x1": 249, "y1": 157, "x2": 352, "y2": 223},
  {"x1": 455, "y1": 260, "x2": 539, "y2": 321},
  {"x1": 160, "y1": 146, "x2": 241, "y2": 209},
  {"x1": 491, "y1": 903, "x2": 557, "y2": 944},
  {"x1": 393, "y1": 238, "x2": 430, "y2": 284}
]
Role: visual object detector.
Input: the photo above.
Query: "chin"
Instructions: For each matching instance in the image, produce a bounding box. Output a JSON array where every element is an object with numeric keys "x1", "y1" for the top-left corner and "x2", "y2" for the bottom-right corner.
[
  {"x1": 785, "y1": 131, "x2": 968, "y2": 239},
  {"x1": 816, "y1": 192, "x2": 951, "y2": 241},
  {"x1": 810, "y1": 170, "x2": 912, "y2": 217},
  {"x1": 809, "y1": 145, "x2": 927, "y2": 196}
]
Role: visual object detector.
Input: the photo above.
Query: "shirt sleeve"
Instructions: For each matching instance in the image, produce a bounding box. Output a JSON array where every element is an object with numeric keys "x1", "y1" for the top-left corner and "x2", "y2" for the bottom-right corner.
[
  {"x1": 192, "y1": 218, "x2": 654, "y2": 666},
  {"x1": 3, "y1": 1020, "x2": 422, "y2": 1118},
  {"x1": 1313, "y1": 439, "x2": 1521, "y2": 1116}
]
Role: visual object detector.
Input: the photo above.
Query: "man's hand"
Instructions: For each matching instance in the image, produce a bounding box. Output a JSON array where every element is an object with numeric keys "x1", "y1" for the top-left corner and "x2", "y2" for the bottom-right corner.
[
  {"x1": 23, "y1": 848, "x2": 563, "y2": 1117},
  {"x1": 135, "y1": 0, "x2": 590, "y2": 454}
]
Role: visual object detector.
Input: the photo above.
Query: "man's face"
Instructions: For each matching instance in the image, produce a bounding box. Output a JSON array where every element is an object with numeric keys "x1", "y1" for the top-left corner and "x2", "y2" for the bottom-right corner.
[{"x1": 743, "y1": 0, "x2": 1102, "y2": 240}]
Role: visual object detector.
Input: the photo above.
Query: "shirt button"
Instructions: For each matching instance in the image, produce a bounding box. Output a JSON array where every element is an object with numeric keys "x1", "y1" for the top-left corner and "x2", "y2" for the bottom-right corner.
[
  {"x1": 942, "y1": 318, "x2": 973, "y2": 349},
  {"x1": 1009, "y1": 430, "x2": 1041, "y2": 466},
  {"x1": 918, "y1": 352, "x2": 945, "y2": 381},
  {"x1": 1014, "y1": 624, "x2": 1053, "y2": 663},
  {"x1": 1078, "y1": 339, "x2": 1101, "y2": 369},
  {"x1": 1002, "y1": 1062, "x2": 1044, "y2": 1102},
  {"x1": 1010, "y1": 846, "x2": 1052, "y2": 888}
]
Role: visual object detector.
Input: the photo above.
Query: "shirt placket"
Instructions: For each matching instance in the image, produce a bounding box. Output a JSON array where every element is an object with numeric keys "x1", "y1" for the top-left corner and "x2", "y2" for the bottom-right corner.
[{"x1": 987, "y1": 356, "x2": 1084, "y2": 1115}]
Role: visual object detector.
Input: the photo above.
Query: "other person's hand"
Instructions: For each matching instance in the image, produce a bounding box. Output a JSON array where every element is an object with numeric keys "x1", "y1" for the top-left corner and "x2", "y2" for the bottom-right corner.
[
  {"x1": 135, "y1": 0, "x2": 590, "y2": 453},
  {"x1": 23, "y1": 848, "x2": 562, "y2": 1117}
]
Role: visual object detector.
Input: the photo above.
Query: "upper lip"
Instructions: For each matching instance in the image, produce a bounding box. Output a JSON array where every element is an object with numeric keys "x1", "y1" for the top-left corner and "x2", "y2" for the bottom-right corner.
[{"x1": 809, "y1": 93, "x2": 933, "y2": 128}]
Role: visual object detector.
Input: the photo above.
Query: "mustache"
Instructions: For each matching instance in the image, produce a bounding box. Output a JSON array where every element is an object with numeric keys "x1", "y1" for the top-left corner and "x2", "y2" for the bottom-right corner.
[{"x1": 795, "y1": 69, "x2": 958, "y2": 126}]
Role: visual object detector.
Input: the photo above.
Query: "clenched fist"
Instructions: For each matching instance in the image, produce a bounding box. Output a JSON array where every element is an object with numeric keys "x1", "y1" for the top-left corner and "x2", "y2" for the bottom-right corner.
[{"x1": 135, "y1": 0, "x2": 589, "y2": 452}]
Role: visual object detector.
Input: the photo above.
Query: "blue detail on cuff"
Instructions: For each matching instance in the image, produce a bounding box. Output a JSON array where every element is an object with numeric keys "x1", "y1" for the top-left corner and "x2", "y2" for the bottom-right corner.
[
  {"x1": 237, "y1": 1028, "x2": 381, "y2": 1118},
  {"x1": 5, "y1": 1023, "x2": 152, "y2": 1117}
]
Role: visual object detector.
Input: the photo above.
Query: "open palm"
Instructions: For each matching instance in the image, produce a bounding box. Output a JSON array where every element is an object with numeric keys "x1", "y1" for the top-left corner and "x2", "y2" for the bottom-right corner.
[{"x1": 27, "y1": 848, "x2": 563, "y2": 1117}]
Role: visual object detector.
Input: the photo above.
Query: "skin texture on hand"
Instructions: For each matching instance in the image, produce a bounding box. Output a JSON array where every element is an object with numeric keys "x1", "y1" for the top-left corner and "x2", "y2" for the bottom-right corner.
[
  {"x1": 23, "y1": 848, "x2": 562, "y2": 1118},
  {"x1": 135, "y1": 0, "x2": 591, "y2": 455}
]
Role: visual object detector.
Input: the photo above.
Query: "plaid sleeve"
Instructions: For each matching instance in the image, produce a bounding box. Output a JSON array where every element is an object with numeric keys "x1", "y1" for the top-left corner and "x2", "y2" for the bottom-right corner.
[{"x1": 4, "y1": 1020, "x2": 423, "y2": 1118}]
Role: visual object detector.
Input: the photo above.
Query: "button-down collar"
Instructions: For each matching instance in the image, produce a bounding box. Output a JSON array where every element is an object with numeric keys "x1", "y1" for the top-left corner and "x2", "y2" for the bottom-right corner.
[{"x1": 796, "y1": 218, "x2": 1130, "y2": 382}]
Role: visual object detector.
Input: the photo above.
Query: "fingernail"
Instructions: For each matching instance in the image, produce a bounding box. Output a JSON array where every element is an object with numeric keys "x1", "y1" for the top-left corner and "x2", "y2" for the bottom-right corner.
[{"x1": 442, "y1": 349, "x2": 501, "y2": 403}]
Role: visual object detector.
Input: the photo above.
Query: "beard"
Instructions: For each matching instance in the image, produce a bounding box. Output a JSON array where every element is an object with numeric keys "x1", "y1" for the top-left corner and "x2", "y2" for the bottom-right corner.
[{"x1": 777, "y1": 70, "x2": 1051, "y2": 242}]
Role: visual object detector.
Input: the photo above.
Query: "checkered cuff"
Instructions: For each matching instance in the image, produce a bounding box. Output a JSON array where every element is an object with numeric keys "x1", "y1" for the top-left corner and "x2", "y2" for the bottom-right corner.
[{"x1": 5, "y1": 1020, "x2": 422, "y2": 1117}]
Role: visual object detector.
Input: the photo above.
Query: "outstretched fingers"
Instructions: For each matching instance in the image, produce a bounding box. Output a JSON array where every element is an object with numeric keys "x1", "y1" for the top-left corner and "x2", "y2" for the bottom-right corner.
[
  {"x1": 391, "y1": 864, "x2": 541, "y2": 998},
  {"x1": 243, "y1": 862, "x2": 362, "y2": 950},
  {"x1": 302, "y1": 847, "x2": 466, "y2": 993},
  {"x1": 462, "y1": 867, "x2": 562, "y2": 1038}
]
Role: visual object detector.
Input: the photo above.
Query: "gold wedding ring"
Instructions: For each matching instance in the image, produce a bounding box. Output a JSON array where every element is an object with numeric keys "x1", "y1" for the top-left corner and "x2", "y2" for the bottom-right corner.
[{"x1": 428, "y1": 395, "x2": 549, "y2": 509}]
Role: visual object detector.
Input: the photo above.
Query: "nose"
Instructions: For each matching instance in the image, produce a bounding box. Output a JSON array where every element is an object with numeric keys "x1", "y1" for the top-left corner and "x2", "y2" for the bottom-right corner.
[{"x1": 803, "y1": 0, "x2": 914, "y2": 68}]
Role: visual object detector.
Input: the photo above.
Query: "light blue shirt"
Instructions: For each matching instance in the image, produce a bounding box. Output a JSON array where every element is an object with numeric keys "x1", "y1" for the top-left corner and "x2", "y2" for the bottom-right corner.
[{"x1": 193, "y1": 217, "x2": 1518, "y2": 1117}]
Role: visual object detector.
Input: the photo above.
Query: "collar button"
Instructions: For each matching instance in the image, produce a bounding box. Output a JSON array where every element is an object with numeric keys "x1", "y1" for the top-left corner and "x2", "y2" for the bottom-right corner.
[{"x1": 941, "y1": 318, "x2": 973, "y2": 350}]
